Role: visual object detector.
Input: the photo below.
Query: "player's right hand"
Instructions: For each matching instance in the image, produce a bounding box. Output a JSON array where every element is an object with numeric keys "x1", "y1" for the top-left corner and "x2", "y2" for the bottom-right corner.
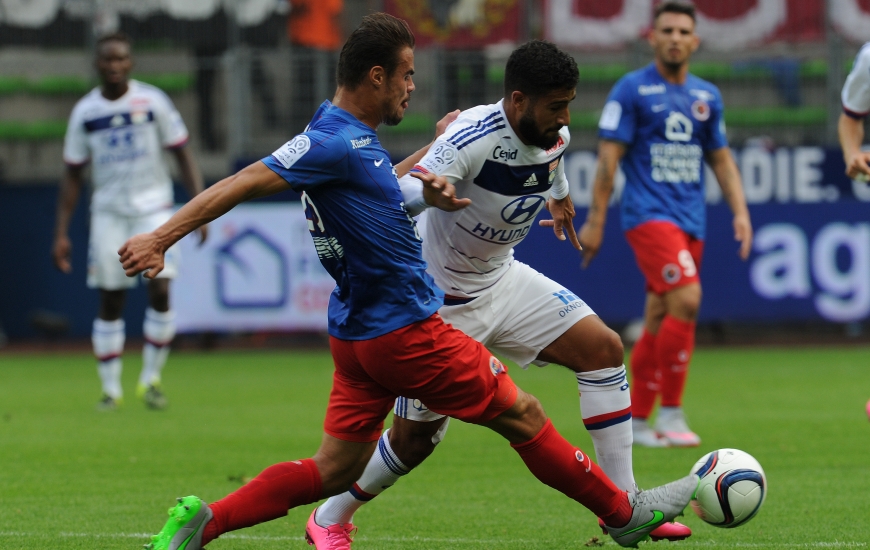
[
  {"x1": 845, "y1": 151, "x2": 870, "y2": 181},
  {"x1": 52, "y1": 235, "x2": 72, "y2": 273},
  {"x1": 434, "y1": 110, "x2": 460, "y2": 139},
  {"x1": 118, "y1": 233, "x2": 165, "y2": 279},
  {"x1": 412, "y1": 171, "x2": 471, "y2": 212},
  {"x1": 577, "y1": 222, "x2": 604, "y2": 269}
]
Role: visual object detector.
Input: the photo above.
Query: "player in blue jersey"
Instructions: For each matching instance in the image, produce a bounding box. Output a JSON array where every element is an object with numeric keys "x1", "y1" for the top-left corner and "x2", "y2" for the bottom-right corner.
[
  {"x1": 311, "y1": 40, "x2": 691, "y2": 545},
  {"x1": 121, "y1": 14, "x2": 698, "y2": 550},
  {"x1": 579, "y1": 1, "x2": 752, "y2": 448}
]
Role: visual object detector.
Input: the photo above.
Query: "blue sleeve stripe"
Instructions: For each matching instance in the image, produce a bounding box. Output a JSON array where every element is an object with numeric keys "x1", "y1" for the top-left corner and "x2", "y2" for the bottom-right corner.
[
  {"x1": 447, "y1": 112, "x2": 503, "y2": 144},
  {"x1": 455, "y1": 124, "x2": 505, "y2": 150}
]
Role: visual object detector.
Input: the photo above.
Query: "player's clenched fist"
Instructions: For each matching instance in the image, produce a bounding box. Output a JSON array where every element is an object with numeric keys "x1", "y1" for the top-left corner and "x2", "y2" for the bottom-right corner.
[{"x1": 118, "y1": 233, "x2": 166, "y2": 279}]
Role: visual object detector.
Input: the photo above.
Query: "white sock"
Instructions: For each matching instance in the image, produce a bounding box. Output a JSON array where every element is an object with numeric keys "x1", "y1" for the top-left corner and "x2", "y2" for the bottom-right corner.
[
  {"x1": 140, "y1": 308, "x2": 175, "y2": 386},
  {"x1": 92, "y1": 318, "x2": 125, "y2": 399},
  {"x1": 315, "y1": 429, "x2": 410, "y2": 527},
  {"x1": 577, "y1": 365, "x2": 636, "y2": 491}
]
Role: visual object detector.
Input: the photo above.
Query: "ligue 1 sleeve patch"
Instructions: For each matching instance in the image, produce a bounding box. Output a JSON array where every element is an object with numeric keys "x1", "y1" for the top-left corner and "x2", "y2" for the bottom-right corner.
[
  {"x1": 599, "y1": 100, "x2": 622, "y2": 130},
  {"x1": 272, "y1": 135, "x2": 311, "y2": 169},
  {"x1": 420, "y1": 141, "x2": 458, "y2": 175}
]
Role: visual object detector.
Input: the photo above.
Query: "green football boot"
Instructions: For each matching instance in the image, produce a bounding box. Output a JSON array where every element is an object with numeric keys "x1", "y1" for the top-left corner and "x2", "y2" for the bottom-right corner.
[{"x1": 144, "y1": 496, "x2": 213, "y2": 550}]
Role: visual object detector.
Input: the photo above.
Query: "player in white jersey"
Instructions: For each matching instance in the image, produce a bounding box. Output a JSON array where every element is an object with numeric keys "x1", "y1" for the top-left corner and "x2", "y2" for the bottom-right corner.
[
  {"x1": 838, "y1": 42, "x2": 870, "y2": 420},
  {"x1": 52, "y1": 33, "x2": 207, "y2": 411},
  {"x1": 307, "y1": 41, "x2": 691, "y2": 548},
  {"x1": 840, "y1": 42, "x2": 870, "y2": 183}
]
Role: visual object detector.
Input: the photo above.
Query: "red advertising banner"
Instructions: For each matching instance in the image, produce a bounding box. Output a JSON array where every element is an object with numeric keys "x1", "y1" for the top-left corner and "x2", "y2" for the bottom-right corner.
[
  {"x1": 384, "y1": 0, "x2": 521, "y2": 49},
  {"x1": 546, "y1": 0, "x2": 826, "y2": 50}
]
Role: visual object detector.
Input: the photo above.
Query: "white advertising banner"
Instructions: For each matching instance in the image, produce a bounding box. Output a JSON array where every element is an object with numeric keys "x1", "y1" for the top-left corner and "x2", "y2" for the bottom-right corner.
[{"x1": 173, "y1": 203, "x2": 333, "y2": 333}]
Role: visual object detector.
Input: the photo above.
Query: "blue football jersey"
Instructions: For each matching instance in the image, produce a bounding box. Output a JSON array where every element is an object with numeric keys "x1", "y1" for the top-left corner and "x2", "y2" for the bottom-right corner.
[
  {"x1": 598, "y1": 63, "x2": 728, "y2": 239},
  {"x1": 262, "y1": 101, "x2": 442, "y2": 340}
]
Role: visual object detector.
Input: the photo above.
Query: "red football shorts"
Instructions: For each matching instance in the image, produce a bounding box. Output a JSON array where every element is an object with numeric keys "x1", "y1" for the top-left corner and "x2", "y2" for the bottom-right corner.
[
  {"x1": 625, "y1": 220, "x2": 705, "y2": 295},
  {"x1": 324, "y1": 313, "x2": 518, "y2": 443}
]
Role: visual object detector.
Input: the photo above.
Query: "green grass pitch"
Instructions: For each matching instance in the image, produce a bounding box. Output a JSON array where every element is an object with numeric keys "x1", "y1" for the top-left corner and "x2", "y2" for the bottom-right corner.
[{"x1": 1, "y1": 345, "x2": 868, "y2": 549}]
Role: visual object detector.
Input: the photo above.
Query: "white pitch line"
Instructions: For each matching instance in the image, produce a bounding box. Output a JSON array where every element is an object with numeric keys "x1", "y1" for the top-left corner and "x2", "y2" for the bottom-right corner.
[{"x1": 0, "y1": 531, "x2": 865, "y2": 548}]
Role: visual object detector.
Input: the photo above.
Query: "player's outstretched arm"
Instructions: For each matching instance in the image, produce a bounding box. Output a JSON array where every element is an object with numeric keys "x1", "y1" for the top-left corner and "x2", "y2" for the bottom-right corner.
[
  {"x1": 838, "y1": 113, "x2": 870, "y2": 181},
  {"x1": 52, "y1": 164, "x2": 86, "y2": 274},
  {"x1": 578, "y1": 139, "x2": 625, "y2": 268},
  {"x1": 409, "y1": 171, "x2": 470, "y2": 212},
  {"x1": 395, "y1": 110, "x2": 460, "y2": 177},
  {"x1": 171, "y1": 145, "x2": 210, "y2": 244},
  {"x1": 119, "y1": 161, "x2": 288, "y2": 278},
  {"x1": 707, "y1": 147, "x2": 753, "y2": 260}
]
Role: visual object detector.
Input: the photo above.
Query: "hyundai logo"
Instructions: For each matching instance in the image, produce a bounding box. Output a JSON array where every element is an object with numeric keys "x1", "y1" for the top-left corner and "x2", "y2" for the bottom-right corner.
[{"x1": 501, "y1": 195, "x2": 545, "y2": 225}]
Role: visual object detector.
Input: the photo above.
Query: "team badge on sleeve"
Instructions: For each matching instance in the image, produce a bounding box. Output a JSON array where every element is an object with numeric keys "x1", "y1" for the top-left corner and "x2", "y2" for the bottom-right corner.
[
  {"x1": 489, "y1": 356, "x2": 506, "y2": 376},
  {"x1": 273, "y1": 135, "x2": 311, "y2": 169},
  {"x1": 599, "y1": 100, "x2": 622, "y2": 131},
  {"x1": 691, "y1": 99, "x2": 710, "y2": 121},
  {"x1": 420, "y1": 142, "x2": 458, "y2": 175}
]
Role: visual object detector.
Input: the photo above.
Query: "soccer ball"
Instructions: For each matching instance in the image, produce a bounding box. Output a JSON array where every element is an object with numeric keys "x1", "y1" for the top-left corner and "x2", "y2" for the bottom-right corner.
[{"x1": 689, "y1": 448, "x2": 767, "y2": 528}]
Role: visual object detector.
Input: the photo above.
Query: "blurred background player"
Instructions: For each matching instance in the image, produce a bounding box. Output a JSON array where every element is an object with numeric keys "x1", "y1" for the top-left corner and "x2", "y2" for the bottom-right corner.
[
  {"x1": 311, "y1": 40, "x2": 691, "y2": 545},
  {"x1": 120, "y1": 14, "x2": 698, "y2": 550},
  {"x1": 838, "y1": 41, "x2": 870, "y2": 420},
  {"x1": 52, "y1": 32, "x2": 207, "y2": 411},
  {"x1": 578, "y1": 1, "x2": 752, "y2": 447}
]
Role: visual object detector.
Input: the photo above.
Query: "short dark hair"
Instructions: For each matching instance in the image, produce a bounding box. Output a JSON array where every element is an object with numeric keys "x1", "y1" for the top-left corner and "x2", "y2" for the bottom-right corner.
[
  {"x1": 337, "y1": 13, "x2": 415, "y2": 91},
  {"x1": 654, "y1": 1, "x2": 696, "y2": 23},
  {"x1": 504, "y1": 40, "x2": 578, "y2": 99},
  {"x1": 96, "y1": 32, "x2": 131, "y2": 52}
]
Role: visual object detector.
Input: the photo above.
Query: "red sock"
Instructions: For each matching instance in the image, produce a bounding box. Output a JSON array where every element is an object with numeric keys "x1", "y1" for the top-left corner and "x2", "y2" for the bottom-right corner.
[
  {"x1": 511, "y1": 420, "x2": 631, "y2": 525},
  {"x1": 203, "y1": 459, "x2": 321, "y2": 545},
  {"x1": 656, "y1": 316, "x2": 695, "y2": 407},
  {"x1": 629, "y1": 329, "x2": 659, "y2": 419}
]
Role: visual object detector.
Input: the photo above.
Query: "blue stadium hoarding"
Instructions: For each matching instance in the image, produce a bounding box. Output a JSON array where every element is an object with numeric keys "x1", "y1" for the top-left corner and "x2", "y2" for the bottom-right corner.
[{"x1": 514, "y1": 146, "x2": 870, "y2": 324}]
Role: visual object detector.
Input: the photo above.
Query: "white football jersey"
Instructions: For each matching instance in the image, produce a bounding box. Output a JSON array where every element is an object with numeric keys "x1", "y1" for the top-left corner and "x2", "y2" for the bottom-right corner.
[
  {"x1": 842, "y1": 43, "x2": 870, "y2": 117},
  {"x1": 63, "y1": 80, "x2": 189, "y2": 216},
  {"x1": 406, "y1": 100, "x2": 570, "y2": 297}
]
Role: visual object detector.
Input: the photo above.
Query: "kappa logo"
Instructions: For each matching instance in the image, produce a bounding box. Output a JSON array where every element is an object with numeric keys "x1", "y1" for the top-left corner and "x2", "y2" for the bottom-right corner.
[
  {"x1": 523, "y1": 173, "x2": 538, "y2": 187},
  {"x1": 664, "y1": 111, "x2": 693, "y2": 142},
  {"x1": 501, "y1": 195, "x2": 545, "y2": 224}
]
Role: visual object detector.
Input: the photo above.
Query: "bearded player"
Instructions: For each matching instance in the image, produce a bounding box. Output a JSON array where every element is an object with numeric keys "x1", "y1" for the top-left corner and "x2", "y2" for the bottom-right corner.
[{"x1": 307, "y1": 39, "x2": 692, "y2": 548}]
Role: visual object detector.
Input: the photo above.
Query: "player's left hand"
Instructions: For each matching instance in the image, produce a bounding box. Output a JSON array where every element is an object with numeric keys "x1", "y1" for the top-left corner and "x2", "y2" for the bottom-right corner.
[
  {"x1": 412, "y1": 171, "x2": 471, "y2": 212},
  {"x1": 196, "y1": 223, "x2": 209, "y2": 245},
  {"x1": 434, "y1": 110, "x2": 460, "y2": 139},
  {"x1": 733, "y1": 213, "x2": 753, "y2": 260},
  {"x1": 118, "y1": 233, "x2": 166, "y2": 279},
  {"x1": 538, "y1": 196, "x2": 582, "y2": 251}
]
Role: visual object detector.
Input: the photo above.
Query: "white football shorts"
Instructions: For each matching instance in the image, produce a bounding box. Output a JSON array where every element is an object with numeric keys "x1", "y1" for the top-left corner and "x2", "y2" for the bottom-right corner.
[
  {"x1": 394, "y1": 260, "x2": 596, "y2": 422},
  {"x1": 87, "y1": 208, "x2": 180, "y2": 290}
]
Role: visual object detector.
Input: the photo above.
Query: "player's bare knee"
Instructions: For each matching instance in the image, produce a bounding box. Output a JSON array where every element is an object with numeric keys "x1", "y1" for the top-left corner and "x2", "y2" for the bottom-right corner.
[
  {"x1": 485, "y1": 389, "x2": 547, "y2": 443},
  {"x1": 99, "y1": 290, "x2": 126, "y2": 320},
  {"x1": 388, "y1": 429, "x2": 437, "y2": 468},
  {"x1": 312, "y1": 438, "x2": 376, "y2": 497},
  {"x1": 148, "y1": 279, "x2": 171, "y2": 312}
]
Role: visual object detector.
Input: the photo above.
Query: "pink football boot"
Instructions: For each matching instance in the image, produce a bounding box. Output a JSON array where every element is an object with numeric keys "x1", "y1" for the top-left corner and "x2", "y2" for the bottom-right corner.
[
  {"x1": 305, "y1": 508, "x2": 356, "y2": 549},
  {"x1": 598, "y1": 517, "x2": 692, "y2": 542}
]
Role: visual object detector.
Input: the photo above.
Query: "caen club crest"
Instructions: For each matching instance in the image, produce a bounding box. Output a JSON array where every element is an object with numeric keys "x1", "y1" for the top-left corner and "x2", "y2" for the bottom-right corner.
[{"x1": 691, "y1": 99, "x2": 710, "y2": 121}]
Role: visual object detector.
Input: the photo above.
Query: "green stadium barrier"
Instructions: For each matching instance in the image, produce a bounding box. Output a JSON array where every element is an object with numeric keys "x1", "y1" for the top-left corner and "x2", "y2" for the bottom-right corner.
[{"x1": 0, "y1": 73, "x2": 193, "y2": 96}]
